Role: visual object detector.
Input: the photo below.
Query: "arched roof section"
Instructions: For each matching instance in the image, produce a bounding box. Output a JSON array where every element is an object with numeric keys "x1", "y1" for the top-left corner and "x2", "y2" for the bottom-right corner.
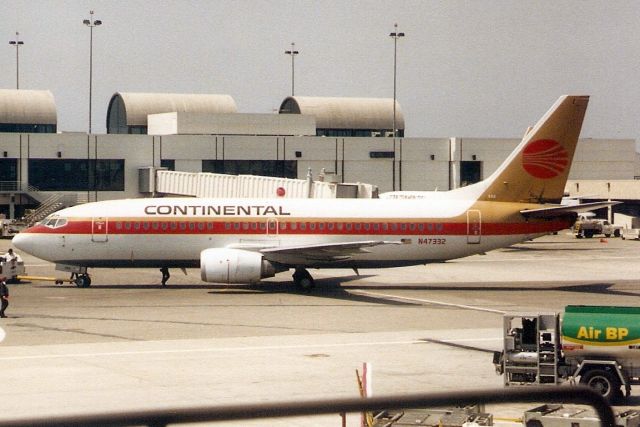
[
  {"x1": 278, "y1": 96, "x2": 404, "y2": 131},
  {"x1": 0, "y1": 89, "x2": 57, "y2": 125},
  {"x1": 107, "y1": 92, "x2": 238, "y2": 133}
]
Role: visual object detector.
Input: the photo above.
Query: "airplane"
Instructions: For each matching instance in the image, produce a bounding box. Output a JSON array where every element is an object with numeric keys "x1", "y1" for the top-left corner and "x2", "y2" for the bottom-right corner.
[{"x1": 12, "y1": 95, "x2": 607, "y2": 289}]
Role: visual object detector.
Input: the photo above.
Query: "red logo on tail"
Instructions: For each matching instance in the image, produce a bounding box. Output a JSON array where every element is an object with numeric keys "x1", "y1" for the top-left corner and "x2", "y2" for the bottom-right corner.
[{"x1": 522, "y1": 139, "x2": 568, "y2": 179}]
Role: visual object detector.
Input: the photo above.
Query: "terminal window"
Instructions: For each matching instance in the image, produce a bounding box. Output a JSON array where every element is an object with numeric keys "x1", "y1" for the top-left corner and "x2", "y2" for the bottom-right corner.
[
  {"x1": 28, "y1": 159, "x2": 125, "y2": 191},
  {"x1": 0, "y1": 159, "x2": 18, "y2": 184},
  {"x1": 460, "y1": 161, "x2": 482, "y2": 187}
]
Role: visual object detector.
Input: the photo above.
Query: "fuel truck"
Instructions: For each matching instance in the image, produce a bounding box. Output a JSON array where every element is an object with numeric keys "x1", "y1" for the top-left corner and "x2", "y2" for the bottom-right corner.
[{"x1": 493, "y1": 305, "x2": 640, "y2": 402}]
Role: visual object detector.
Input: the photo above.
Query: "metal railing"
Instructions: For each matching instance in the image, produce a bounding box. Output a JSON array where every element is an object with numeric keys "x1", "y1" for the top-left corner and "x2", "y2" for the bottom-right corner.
[{"x1": 0, "y1": 386, "x2": 615, "y2": 427}]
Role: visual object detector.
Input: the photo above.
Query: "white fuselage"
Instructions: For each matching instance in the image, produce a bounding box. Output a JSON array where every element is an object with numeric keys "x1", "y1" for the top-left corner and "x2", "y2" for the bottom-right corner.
[{"x1": 12, "y1": 195, "x2": 565, "y2": 270}]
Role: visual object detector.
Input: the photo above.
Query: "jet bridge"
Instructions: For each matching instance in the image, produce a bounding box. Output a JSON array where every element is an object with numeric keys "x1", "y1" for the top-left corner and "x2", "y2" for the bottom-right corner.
[{"x1": 140, "y1": 167, "x2": 378, "y2": 199}]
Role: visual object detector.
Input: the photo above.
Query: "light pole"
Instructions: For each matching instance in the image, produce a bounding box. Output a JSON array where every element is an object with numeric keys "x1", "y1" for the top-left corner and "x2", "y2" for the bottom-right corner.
[
  {"x1": 389, "y1": 23, "x2": 405, "y2": 138},
  {"x1": 8, "y1": 32, "x2": 24, "y2": 89},
  {"x1": 83, "y1": 11, "x2": 102, "y2": 134},
  {"x1": 284, "y1": 42, "x2": 299, "y2": 96}
]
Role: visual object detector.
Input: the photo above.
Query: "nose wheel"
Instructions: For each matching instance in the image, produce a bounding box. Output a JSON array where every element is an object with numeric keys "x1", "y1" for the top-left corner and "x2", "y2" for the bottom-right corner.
[{"x1": 292, "y1": 268, "x2": 315, "y2": 291}]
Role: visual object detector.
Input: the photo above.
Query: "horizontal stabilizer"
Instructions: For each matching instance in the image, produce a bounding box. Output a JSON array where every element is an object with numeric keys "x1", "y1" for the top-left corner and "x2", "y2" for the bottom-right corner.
[{"x1": 520, "y1": 201, "x2": 622, "y2": 219}]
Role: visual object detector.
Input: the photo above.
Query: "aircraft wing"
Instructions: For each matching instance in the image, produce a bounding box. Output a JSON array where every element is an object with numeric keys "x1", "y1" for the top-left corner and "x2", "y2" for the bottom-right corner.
[
  {"x1": 260, "y1": 240, "x2": 403, "y2": 264},
  {"x1": 520, "y1": 201, "x2": 621, "y2": 219}
]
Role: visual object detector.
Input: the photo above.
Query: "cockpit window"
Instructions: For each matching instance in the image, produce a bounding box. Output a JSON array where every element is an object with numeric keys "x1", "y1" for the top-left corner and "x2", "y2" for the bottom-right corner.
[{"x1": 41, "y1": 217, "x2": 68, "y2": 228}]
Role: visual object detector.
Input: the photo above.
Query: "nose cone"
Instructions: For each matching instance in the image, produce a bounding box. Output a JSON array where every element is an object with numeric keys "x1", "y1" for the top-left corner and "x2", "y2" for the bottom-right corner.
[{"x1": 12, "y1": 231, "x2": 35, "y2": 257}]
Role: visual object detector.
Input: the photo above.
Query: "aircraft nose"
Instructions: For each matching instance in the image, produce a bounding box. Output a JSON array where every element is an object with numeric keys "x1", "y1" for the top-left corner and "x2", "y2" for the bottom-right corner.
[{"x1": 12, "y1": 232, "x2": 34, "y2": 255}]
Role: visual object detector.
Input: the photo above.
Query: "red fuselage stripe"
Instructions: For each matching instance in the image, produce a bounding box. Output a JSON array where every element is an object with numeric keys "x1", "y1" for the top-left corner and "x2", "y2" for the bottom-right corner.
[{"x1": 26, "y1": 218, "x2": 570, "y2": 236}]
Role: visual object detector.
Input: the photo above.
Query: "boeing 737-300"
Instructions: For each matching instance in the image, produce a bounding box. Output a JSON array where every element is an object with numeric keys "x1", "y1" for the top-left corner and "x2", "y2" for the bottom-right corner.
[{"x1": 13, "y1": 95, "x2": 606, "y2": 289}]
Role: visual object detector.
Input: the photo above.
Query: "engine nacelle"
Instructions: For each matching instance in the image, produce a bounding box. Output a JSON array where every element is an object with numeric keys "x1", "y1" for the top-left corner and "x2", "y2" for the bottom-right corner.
[{"x1": 200, "y1": 248, "x2": 277, "y2": 284}]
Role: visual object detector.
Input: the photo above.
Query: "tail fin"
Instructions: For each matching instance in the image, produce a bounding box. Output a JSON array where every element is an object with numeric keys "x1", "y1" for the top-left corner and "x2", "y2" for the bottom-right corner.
[{"x1": 474, "y1": 95, "x2": 589, "y2": 204}]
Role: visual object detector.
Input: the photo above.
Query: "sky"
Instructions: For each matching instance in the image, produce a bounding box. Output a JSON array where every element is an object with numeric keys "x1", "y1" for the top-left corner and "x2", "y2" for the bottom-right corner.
[{"x1": 1, "y1": 1, "x2": 639, "y2": 142}]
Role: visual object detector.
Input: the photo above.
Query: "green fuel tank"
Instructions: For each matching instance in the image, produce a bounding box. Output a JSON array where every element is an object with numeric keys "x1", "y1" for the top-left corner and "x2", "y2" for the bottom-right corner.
[{"x1": 561, "y1": 305, "x2": 640, "y2": 359}]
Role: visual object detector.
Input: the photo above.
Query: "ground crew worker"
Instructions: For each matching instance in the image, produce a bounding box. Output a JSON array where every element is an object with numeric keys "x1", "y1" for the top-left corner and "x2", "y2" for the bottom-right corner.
[
  {"x1": 3, "y1": 249, "x2": 16, "y2": 262},
  {"x1": 0, "y1": 276, "x2": 8, "y2": 318},
  {"x1": 160, "y1": 267, "x2": 170, "y2": 286}
]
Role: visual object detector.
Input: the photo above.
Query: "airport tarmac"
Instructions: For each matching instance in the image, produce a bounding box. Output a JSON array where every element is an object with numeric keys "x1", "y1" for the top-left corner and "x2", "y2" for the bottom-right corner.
[{"x1": 0, "y1": 232, "x2": 638, "y2": 425}]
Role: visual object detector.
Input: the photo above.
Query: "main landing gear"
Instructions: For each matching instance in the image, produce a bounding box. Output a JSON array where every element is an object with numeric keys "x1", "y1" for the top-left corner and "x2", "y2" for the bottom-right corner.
[
  {"x1": 292, "y1": 268, "x2": 315, "y2": 291},
  {"x1": 73, "y1": 273, "x2": 92, "y2": 288}
]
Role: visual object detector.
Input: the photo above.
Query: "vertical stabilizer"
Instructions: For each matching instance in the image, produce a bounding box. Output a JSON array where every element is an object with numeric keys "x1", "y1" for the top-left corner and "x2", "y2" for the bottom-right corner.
[{"x1": 473, "y1": 95, "x2": 589, "y2": 204}]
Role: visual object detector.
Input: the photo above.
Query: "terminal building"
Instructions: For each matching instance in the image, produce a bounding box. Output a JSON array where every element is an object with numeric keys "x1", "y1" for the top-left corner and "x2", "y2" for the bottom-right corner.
[{"x1": 0, "y1": 88, "x2": 638, "y2": 221}]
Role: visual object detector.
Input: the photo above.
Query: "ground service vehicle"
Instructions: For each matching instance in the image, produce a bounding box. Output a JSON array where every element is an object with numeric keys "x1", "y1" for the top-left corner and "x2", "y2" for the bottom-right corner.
[
  {"x1": 494, "y1": 306, "x2": 640, "y2": 402},
  {"x1": 0, "y1": 256, "x2": 25, "y2": 282},
  {"x1": 574, "y1": 219, "x2": 620, "y2": 238}
]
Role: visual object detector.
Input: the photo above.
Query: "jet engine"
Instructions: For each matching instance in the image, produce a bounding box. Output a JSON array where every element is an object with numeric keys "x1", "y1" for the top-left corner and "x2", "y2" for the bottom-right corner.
[{"x1": 200, "y1": 248, "x2": 278, "y2": 284}]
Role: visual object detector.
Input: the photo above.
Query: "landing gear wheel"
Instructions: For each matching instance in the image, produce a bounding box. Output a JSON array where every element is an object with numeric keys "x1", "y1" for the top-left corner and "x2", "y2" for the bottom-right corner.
[
  {"x1": 580, "y1": 369, "x2": 621, "y2": 403},
  {"x1": 75, "y1": 274, "x2": 92, "y2": 288},
  {"x1": 292, "y1": 268, "x2": 315, "y2": 291}
]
